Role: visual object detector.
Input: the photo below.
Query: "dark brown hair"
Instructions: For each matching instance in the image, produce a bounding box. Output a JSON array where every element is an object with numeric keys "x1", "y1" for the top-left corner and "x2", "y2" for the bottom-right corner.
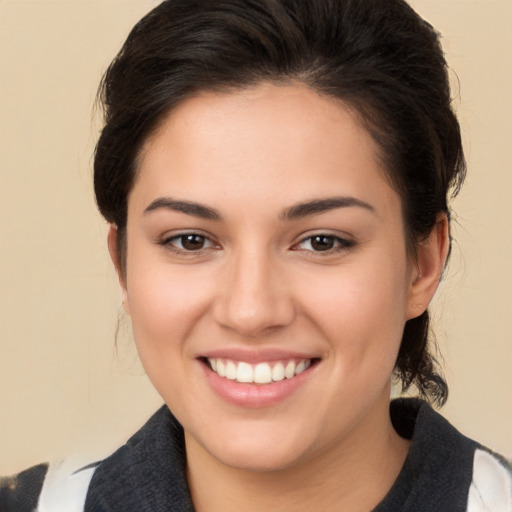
[{"x1": 94, "y1": 0, "x2": 466, "y2": 405}]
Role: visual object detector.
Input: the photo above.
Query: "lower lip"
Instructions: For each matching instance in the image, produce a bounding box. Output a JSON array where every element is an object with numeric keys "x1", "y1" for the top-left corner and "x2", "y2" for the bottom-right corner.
[{"x1": 201, "y1": 361, "x2": 317, "y2": 408}]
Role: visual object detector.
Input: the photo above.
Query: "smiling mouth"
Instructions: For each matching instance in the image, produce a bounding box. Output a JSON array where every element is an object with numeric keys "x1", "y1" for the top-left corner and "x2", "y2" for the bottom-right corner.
[{"x1": 204, "y1": 358, "x2": 317, "y2": 384}]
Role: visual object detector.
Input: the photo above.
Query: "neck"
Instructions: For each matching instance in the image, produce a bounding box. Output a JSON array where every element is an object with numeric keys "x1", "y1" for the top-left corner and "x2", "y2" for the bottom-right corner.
[{"x1": 185, "y1": 397, "x2": 410, "y2": 512}]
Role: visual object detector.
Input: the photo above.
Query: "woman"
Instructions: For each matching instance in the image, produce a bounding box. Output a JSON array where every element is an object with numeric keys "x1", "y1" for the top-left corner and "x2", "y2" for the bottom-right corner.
[{"x1": 2, "y1": 0, "x2": 511, "y2": 510}]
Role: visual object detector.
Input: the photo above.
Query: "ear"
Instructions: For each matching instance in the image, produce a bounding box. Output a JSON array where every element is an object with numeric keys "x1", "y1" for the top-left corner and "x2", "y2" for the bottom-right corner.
[
  {"x1": 107, "y1": 224, "x2": 130, "y2": 316},
  {"x1": 406, "y1": 214, "x2": 450, "y2": 320}
]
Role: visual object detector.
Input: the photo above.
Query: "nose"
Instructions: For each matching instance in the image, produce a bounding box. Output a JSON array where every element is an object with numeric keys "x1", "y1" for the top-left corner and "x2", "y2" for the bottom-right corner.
[{"x1": 212, "y1": 247, "x2": 296, "y2": 337}]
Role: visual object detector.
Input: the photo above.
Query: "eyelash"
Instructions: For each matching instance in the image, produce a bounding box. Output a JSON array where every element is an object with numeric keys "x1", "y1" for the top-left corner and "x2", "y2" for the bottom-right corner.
[
  {"x1": 292, "y1": 234, "x2": 355, "y2": 254},
  {"x1": 160, "y1": 232, "x2": 218, "y2": 254},
  {"x1": 160, "y1": 232, "x2": 354, "y2": 256}
]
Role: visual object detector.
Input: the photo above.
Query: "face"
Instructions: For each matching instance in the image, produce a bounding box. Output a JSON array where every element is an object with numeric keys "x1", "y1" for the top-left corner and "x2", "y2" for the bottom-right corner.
[{"x1": 118, "y1": 83, "x2": 425, "y2": 473}]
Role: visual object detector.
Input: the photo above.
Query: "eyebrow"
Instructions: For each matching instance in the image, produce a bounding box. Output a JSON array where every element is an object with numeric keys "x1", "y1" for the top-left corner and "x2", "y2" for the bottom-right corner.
[
  {"x1": 281, "y1": 197, "x2": 375, "y2": 220},
  {"x1": 143, "y1": 195, "x2": 374, "y2": 221},
  {"x1": 144, "y1": 198, "x2": 222, "y2": 220}
]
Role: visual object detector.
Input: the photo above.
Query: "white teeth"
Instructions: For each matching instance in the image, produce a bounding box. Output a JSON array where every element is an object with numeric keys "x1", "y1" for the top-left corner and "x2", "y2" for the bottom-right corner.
[
  {"x1": 236, "y1": 362, "x2": 253, "y2": 383},
  {"x1": 226, "y1": 360, "x2": 237, "y2": 380},
  {"x1": 285, "y1": 361, "x2": 295, "y2": 379},
  {"x1": 217, "y1": 359, "x2": 226, "y2": 377},
  {"x1": 254, "y1": 363, "x2": 272, "y2": 384},
  {"x1": 296, "y1": 360, "x2": 307, "y2": 375},
  {"x1": 271, "y1": 362, "x2": 285, "y2": 381},
  {"x1": 207, "y1": 358, "x2": 312, "y2": 384}
]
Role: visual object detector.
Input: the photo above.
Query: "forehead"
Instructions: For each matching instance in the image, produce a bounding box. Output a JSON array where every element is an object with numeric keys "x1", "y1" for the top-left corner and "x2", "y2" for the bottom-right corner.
[{"x1": 132, "y1": 83, "x2": 399, "y2": 218}]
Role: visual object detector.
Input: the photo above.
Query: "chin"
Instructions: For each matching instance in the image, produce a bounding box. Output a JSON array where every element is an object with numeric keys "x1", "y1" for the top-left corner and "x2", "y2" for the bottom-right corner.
[
  {"x1": 197, "y1": 412, "x2": 335, "y2": 475},
  {"x1": 209, "y1": 439, "x2": 311, "y2": 473}
]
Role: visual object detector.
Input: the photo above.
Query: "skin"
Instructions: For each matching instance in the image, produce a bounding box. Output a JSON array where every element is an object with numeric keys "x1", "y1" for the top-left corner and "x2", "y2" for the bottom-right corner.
[{"x1": 109, "y1": 83, "x2": 449, "y2": 511}]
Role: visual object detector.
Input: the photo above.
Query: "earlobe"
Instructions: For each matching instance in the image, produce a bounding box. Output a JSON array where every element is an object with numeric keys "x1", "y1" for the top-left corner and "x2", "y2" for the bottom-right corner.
[
  {"x1": 107, "y1": 224, "x2": 130, "y2": 316},
  {"x1": 406, "y1": 214, "x2": 450, "y2": 320}
]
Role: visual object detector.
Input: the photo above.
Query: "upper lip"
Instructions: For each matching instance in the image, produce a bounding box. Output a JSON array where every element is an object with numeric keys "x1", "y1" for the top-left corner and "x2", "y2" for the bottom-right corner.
[{"x1": 199, "y1": 347, "x2": 320, "y2": 364}]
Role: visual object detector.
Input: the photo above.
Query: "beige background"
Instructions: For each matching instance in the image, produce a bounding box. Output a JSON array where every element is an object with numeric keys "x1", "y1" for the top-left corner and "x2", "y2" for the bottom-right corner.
[{"x1": 1, "y1": 0, "x2": 511, "y2": 474}]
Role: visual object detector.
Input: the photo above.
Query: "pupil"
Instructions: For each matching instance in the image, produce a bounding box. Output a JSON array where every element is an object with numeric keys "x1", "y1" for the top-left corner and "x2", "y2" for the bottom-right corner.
[
  {"x1": 311, "y1": 235, "x2": 334, "y2": 251},
  {"x1": 182, "y1": 235, "x2": 204, "y2": 250}
]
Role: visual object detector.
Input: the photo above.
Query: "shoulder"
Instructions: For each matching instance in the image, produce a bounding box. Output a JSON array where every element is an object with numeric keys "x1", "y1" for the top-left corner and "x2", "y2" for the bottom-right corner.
[
  {"x1": 85, "y1": 405, "x2": 193, "y2": 510},
  {"x1": 467, "y1": 448, "x2": 512, "y2": 512},
  {"x1": 0, "y1": 459, "x2": 97, "y2": 512},
  {"x1": 0, "y1": 406, "x2": 178, "y2": 512},
  {"x1": 385, "y1": 399, "x2": 512, "y2": 511},
  {"x1": 37, "y1": 459, "x2": 99, "y2": 512},
  {"x1": 0, "y1": 463, "x2": 48, "y2": 512},
  {"x1": 36, "y1": 405, "x2": 191, "y2": 511}
]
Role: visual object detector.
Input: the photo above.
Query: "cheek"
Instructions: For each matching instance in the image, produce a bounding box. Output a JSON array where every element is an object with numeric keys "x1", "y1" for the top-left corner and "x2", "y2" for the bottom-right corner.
[
  {"x1": 124, "y1": 251, "x2": 214, "y2": 361},
  {"x1": 123, "y1": 262, "x2": 215, "y2": 408},
  {"x1": 301, "y1": 252, "x2": 410, "y2": 362}
]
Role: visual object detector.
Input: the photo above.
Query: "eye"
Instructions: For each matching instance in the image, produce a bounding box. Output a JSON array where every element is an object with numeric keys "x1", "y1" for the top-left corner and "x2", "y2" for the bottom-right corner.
[
  {"x1": 163, "y1": 233, "x2": 215, "y2": 252},
  {"x1": 295, "y1": 234, "x2": 353, "y2": 252}
]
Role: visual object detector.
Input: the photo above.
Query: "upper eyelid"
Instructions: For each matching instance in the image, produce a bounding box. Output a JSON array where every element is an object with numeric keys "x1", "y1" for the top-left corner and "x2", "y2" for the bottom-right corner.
[
  {"x1": 295, "y1": 234, "x2": 351, "y2": 246},
  {"x1": 158, "y1": 231, "x2": 220, "y2": 253},
  {"x1": 157, "y1": 230, "x2": 354, "y2": 248},
  {"x1": 160, "y1": 229, "x2": 215, "y2": 242},
  {"x1": 294, "y1": 230, "x2": 353, "y2": 244}
]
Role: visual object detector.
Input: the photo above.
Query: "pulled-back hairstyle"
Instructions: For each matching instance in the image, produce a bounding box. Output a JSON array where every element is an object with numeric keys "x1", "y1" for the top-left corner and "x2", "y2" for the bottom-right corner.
[{"x1": 94, "y1": 0, "x2": 466, "y2": 405}]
